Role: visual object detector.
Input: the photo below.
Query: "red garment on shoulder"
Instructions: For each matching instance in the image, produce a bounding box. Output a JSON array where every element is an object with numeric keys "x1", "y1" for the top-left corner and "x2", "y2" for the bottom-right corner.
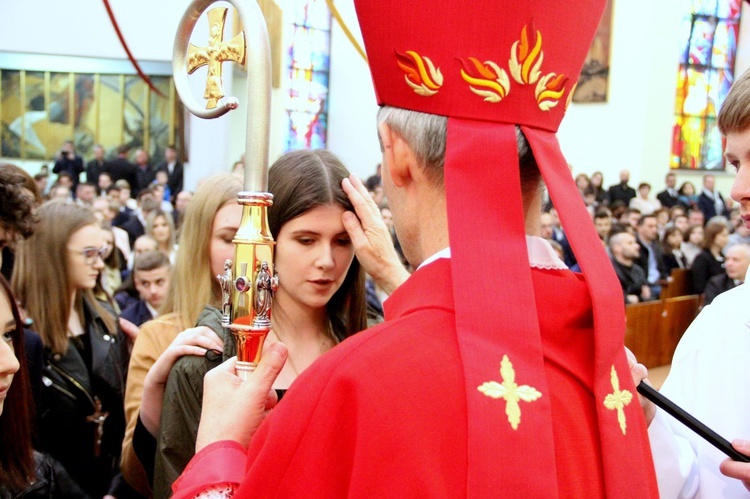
[{"x1": 172, "y1": 259, "x2": 654, "y2": 498}]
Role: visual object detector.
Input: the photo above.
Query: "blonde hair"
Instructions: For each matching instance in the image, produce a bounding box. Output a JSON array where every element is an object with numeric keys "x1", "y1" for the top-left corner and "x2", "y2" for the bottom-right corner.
[
  {"x1": 160, "y1": 174, "x2": 242, "y2": 330},
  {"x1": 146, "y1": 209, "x2": 176, "y2": 253},
  {"x1": 13, "y1": 200, "x2": 116, "y2": 354},
  {"x1": 718, "y1": 68, "x2": 750, "y2": 135}
]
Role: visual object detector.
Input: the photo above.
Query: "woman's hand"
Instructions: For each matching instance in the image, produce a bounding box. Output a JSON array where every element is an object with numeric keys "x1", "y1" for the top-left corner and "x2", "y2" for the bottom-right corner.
[
  {"x1": 140, "y1": 326, "x2": 224, "y2": 435},
  {"x1": 341, "y1": 174, "x2": 409, "y2": 296}
]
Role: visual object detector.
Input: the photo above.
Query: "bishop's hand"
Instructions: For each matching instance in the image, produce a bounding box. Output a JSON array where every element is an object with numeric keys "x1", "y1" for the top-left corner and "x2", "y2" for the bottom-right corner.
[
  {"x1": 341, "y1": 174, "x2": 410, "y2": 296},
  {"x1": 195, "y1": 342, "x2": 288, "y2": 453},
  {"x1": 625, "y1": 347, "x2": 655, "y2": 426}
]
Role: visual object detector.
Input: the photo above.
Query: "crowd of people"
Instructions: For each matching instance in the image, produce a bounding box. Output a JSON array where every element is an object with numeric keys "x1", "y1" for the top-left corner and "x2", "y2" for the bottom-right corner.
[
  {"x1": 543, "y1": 169, "x2": 750, "y2": 306},
  {"x1": 2, "y1": 0, "x2": 750, "y2": 497},
  {"x1": 0, "y1": 142, "x2": 409, "y2": 497}
]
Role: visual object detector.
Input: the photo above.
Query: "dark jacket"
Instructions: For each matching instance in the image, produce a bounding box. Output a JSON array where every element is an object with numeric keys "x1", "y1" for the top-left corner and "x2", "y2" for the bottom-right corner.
[
  {"x1": 86, "y1": 159, "x2": 106, "y2": 187},
  {"x1": 697, "y1": 191, "x2": 730, "y2": 220},
  {"x1": 120, "y1": 300, "x2": 154, "y2": 328},
  {"x1": 635, "y1": 237, "x2": 667, "y2": 283},
  {"x1": 134, "y1": 165, "x2": 156, "y2": 198},
  {"x1": 156, "y1": 161, "x2": 184, "y2": 201},
  {"x1": 39, "y1": 299, "x2": 129, "y2": 498},
  {"x1": 704, "y1": 273, "x2": 737, "y2": 306},
  {"x1": 656, "y1": 189, "x2": 680, "y2": 209},
  {"x1": 608, "y1": 182, "x2": 636, "y2": 206},
  {"x1": 52, "y1": 155, "x2": 84, "y2": 189},
  {"x1": 104, "y1": 157, "x2": 138, "y2": 194},
  {"x1": 0, "y1": 451, "x2": 89, "y2": 499},
  {"x1": 153, "y1": 306, "x2": 233, "y2": 498},
  {"x1": 691, "y1": 249, "x2": 725, "y2": 295},
  {"x1": 120, "y1": 214, "x2": 146, "y2": 247},
  {"x1": 611, "y1": 258, "x2": 649, "y2": 303}
]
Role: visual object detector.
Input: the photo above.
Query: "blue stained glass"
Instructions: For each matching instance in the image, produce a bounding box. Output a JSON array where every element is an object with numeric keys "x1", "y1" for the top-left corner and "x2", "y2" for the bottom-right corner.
[
  {"x1": 288, "y1": 25, "x2": 330, "y2": 70},
  {"x1": 285, "y1": 0, "x2": 331, "y2": 30},
  {"x1": 282, "y1": 0, "x2": 331, "y2": 151},
  {"x1": 678, "y1": 17, "x2": 693, "y2": 65},
  {"x1": 692, "y1": 0, "x2": 718, "y2": 15},
  {"x1": 688, "y1": 18, "x2": 717, "y2": 66}
]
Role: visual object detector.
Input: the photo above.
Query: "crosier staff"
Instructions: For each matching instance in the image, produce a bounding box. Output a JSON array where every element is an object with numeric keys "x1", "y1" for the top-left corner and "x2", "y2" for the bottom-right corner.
[{"x1": 173, "y1": 0, "x2": 275, "y2": 380}]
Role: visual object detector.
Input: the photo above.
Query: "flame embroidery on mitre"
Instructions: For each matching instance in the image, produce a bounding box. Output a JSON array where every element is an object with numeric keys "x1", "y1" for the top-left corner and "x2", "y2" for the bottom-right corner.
[
  {"x1": 395, "y1": 50, "x2": 443, "y2": 97},
  {"x1": 535, "y1": 73, "x2": 569, "y2": 111},
  {"x1": 509, "y1": 22, "x2": 544, "y2": 85},
  {"x1": 459, "y1": 57, "x2": 510, "y2": 103}
]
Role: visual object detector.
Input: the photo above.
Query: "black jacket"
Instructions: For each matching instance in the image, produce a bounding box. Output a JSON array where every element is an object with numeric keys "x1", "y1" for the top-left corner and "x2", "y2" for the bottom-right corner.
[
  {"x1": 608, "y1": 183, "x2": 636, "y2": 206},
  {"x1": 155, "y1": 161, "x2": 184, "y2": 201},
  {"x1": 691, "y1": 249, "x2": 725, "y2": 295},
  {"x1": 0, "y1": 451, "x2": 89, "y2": 499},
  {"x1": 697, "y1": 191, "x2": 730, "y2": 219},
  {"x1": 704, "y1": 273, "x2": 736, "y2": 305},
  {"x1": 656, "y1": 189, "x2": 680, "y2": 209},
  {"x1": 39, "y1": 299, "x2": 129, "y2": 498},
  {"x1": 104, "y1": 157, "x2": 138, "y2": 194}
]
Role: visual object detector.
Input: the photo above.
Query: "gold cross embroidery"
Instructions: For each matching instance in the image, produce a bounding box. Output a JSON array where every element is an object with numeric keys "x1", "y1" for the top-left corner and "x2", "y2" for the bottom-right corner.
[
  {"x1": 187, "y1": 7, "x2": 246, "y2": 109},
  {"x1": 478, "y1": 355, "x2": 542, "y2": 430},
  {"x1": 603, "y1": 365, "x2": 633, "y2": 435}
]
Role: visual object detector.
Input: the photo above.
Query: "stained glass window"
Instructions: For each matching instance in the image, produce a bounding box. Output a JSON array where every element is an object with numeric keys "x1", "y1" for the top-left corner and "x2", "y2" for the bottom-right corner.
[
  {"x1": 671, "y1": 0, "x2": 742, "y2": 170},
  {"x1": 281, "y1": 0, "x2": 331, "y2": 151}
]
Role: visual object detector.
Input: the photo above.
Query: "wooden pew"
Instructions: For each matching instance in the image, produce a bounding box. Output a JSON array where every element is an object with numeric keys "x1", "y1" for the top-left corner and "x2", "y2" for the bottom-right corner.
[
  {"x1": 624, "y1": 301, "x2": 665, "y2": 369},
  {"x1": 660, "y1": 294, "x2": 700, "y2": 351},
  {"x1": 624, "y1": 294, "x2": 701, "y2": 369},
  {"x1": 660, "y1": 268, "x2": 692, "y2": 299}
]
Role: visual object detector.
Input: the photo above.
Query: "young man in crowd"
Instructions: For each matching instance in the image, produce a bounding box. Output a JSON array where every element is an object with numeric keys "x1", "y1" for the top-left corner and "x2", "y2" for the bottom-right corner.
[{"x1": 120, "y1": 250, "x2": 171, "y2": 327}]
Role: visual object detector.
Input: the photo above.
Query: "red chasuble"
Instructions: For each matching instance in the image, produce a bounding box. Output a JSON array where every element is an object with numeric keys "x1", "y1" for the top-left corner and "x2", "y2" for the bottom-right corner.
[{"x1": 173, "y1": 258, "x2": 652, "y2": 498}]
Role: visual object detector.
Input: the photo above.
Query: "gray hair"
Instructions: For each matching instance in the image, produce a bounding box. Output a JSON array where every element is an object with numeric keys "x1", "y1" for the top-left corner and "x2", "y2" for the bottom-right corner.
[{"x1": 376, "y1": 106, "x2": 540, "y2": 191}]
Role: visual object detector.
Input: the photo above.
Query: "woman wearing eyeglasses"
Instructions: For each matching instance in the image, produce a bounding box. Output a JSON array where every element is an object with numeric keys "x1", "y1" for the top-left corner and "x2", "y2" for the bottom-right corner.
[{"x1": 12, "y1": 200, "x2": 130, "y2": 498}]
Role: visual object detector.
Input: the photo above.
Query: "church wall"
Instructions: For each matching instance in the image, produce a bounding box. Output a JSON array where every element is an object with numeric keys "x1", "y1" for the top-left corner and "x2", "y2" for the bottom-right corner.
[{"x1": 1, "y1": 0, "x2": 748, "y2": 199}]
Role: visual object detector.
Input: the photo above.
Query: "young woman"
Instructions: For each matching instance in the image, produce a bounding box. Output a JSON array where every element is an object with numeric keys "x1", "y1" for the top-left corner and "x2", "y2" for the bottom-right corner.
[
  {"x1": 660, "y1": 226, "x2": 686, "y2": 273},
  {"x1": 0, "y1": 275, "x2": 87, "y2": 497},
  {"x1": 678, "y1": 181, "x2": 699, "y2": 210},
  {"x1": 691, "y1": 220, "x2": 730, "y2": 294},
  {"x1": 12, "y1": 200, "x2": 129, "y2": 498},
  {"x1": 120, "y1": 173, "x2": 238, "y2": 496},
  {"x1": 149, "y1": 150, "x2": 400, "y2": 497},
  {"x1": 682, "y1": 223, "x2": 705, "y2": 267},
  {"x1": 590, "y1": 171, "x2": 607, "y2": 206},
  {"x1": 146, "y1": 209, "x2": 178, "y2": 263},
  {"x1": 99, "y1": 222, "x2": 123, "y2": 299}
]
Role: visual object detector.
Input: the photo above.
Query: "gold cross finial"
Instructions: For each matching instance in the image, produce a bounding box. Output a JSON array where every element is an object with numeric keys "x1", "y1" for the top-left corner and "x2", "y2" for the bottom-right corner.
[
  {"x1": 187, "y1": 7, "x2": 246, "y2": 109},
  {"x1": 603, "y1": 365, "x2": 633, "y2": 435},
  {"x1": 478, "y1": 355, "x2": 542, "y2": 430}
]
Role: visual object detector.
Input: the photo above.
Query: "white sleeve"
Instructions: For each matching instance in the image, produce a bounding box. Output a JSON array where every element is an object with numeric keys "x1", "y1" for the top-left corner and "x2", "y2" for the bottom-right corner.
[{"x1": 649, "y1": 409, "x2": 700, "y2": 499}]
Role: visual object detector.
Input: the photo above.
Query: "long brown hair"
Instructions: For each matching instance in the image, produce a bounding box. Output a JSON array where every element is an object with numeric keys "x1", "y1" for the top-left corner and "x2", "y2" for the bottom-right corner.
[
  {"x1": 268, "y1": 150, "x2": 367, "y2": 339},
  {"x1": 160, "y1": 174, "x2": 243, "y2": 330},
  {"x1": 12, "y1": 201, "x2": 116, "y2": 354},
  {"x1": 0, "y1": 275, "x2": 34, "y2": 490}
]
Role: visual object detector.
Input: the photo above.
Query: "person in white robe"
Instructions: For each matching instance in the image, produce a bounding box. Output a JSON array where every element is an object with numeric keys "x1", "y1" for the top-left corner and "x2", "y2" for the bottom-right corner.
[{"x1": 648, "y1": 271, "x2": 750, "y2": 498}]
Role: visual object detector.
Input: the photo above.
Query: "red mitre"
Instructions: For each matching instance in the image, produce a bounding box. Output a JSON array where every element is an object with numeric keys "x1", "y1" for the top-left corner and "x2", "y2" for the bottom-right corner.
[{"x1": 355, "y1": 1, "x2": 659, "y2": 497}]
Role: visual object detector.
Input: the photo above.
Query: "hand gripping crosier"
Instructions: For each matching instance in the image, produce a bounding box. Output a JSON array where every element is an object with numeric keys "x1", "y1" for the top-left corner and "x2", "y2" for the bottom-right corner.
[{"x1": 173, "y1": 0, "x2": 276, "y2": 379}]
